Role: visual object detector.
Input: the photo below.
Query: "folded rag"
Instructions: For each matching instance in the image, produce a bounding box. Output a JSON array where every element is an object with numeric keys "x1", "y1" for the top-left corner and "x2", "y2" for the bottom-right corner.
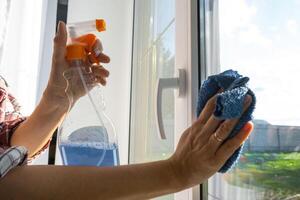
[{"x1": 196, "y1": 70, "x2": 256, "y2": 173}]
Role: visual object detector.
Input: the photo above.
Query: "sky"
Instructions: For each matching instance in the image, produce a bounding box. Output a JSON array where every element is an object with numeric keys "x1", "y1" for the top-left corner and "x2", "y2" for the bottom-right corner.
[{"x1": 219, "y1": 0, "x2": 300, "y2": 126}]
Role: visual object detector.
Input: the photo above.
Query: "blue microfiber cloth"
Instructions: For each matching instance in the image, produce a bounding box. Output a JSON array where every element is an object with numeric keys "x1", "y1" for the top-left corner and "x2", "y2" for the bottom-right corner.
[{"x1": 196, "y1": 70, "x2": 256, "y2": 173}]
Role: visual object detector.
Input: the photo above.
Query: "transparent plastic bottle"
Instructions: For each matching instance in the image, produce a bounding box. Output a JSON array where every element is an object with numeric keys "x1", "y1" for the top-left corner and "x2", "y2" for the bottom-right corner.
[{"x1": 58, "y1": 19, "x2": 119, "y2": 167}]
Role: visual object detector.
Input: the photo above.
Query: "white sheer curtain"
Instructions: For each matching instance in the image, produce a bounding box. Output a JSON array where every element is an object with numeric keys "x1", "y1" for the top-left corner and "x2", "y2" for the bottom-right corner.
[
  {"x1": 0, "y1": 0, "x2": 43, "y2": 115},
  {"x1": 0, "y1": 0, "x2": 11, "y2": 63},
  {"x1": 0, "y1": 0, "x2": 48, "y2": 165}
]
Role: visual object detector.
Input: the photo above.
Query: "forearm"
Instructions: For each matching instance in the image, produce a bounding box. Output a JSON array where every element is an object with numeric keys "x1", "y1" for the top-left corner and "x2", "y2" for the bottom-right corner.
[
  {"x1": 0, "y1": 160, "x2": 184, "y2": 200},
  {"x1": 10, "y1": 89, "x2": 68, "y2": 157}
]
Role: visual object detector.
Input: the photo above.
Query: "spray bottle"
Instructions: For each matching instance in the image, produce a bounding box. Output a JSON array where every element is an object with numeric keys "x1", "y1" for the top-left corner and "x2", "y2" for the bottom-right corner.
[{"x1": 58, "y1": 19, "x2": 119, "y2": 167}]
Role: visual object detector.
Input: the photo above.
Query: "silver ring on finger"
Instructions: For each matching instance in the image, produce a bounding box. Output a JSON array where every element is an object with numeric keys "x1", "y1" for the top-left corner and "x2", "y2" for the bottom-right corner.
[{"x1": 213, "y1": 132, "x2": 223, "y2": 143}]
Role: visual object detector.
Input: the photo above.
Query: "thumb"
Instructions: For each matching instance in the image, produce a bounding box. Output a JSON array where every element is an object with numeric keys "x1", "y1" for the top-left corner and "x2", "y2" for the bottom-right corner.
[{"x1": 53, "y1": 21, "x2": 67, "y2": 60}]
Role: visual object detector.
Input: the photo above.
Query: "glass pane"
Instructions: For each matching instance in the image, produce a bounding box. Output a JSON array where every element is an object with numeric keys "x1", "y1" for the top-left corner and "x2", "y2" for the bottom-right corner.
[
  {"x1": 130, "y1": 0, "x2": 175, "y2": 199},
  {"x1": 208, "y1": 0, "x2": 300, "y2": 199}
]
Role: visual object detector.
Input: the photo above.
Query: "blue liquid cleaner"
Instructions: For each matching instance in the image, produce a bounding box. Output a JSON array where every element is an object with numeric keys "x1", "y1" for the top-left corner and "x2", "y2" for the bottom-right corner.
[{"x1": 59, "y1": 142, "x2": 119, "y2": 166}]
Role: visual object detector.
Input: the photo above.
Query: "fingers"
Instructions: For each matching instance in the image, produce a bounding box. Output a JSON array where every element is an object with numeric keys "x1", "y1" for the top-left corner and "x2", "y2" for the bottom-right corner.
[
  {"x1": 191, "y1": 93, "x2": 220, "y2": 138},
  {"x1": 193, "y1": 115, "x2": 223, "y2": 148},
  {"x1": 87, "y1": 52, "x2": 110, "y2": 65},
  {"x1": 91, "y1": 65, "x2": 109, "y2": 86},
  {"x1": 88, "y1": 39, "x2": 110, "y2": 64},
  {"x1": 205, "y1": 95, "x2": 252, "y2": 153},
  {"x1": 97, "y1": 53, "x2": 110, "y2": 63},
  {"x1": 92, "y1": 65, "x2": 109, "y2": 77},
  {"x1": 53, "y1": 21, "x2": 67, "y2": 60},
  {"x1": 197, "y1": 93, "x2": 219, "y2": 125},
  {"x1": 66, "y1": 65, "x2": 109, "y2": 87},
  {"x1": 92, "y1": 39, "x2": 103, "y2": 57},
  {"x1": 215, "y1": 122, "x2": 253, "y2": 164},
  {"x1": 97, "y1": 77, "x2": 107, "y2": 86},
  {"x1": 191, "y1": 90, "x2": 222, "y2": 147}
]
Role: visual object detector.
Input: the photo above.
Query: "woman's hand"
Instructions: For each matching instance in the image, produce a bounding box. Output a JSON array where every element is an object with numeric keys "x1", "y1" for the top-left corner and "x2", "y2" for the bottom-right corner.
[
  {"x1": 12, "y1": 21, "x2": 111, "y2": 157},
  {"x1": 44, "y1": 21, "x2": 110, "y2": 109},
  {"x1": 168, "y1": 94, "x2": 253, "y2": 188}
]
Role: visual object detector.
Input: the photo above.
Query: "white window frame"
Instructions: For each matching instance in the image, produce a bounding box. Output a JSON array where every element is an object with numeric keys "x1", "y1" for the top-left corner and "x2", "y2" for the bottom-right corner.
[
  {"x1": 198, "y1": 0, "x2": 220, "y2": 199},
  {"x1": 174, "y1": 0, "x2": 200, "y2": 199}
]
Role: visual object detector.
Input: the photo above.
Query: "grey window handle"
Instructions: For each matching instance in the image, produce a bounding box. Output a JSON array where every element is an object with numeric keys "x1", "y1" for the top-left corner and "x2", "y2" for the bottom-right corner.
[{"x1": 155, "y1": 69, "x2": 186, "y2": 139}]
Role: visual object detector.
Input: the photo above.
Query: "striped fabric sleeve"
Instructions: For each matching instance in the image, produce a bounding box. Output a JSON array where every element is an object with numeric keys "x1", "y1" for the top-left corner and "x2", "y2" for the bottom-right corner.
[
  {"x1": 0, "y1": 146, "x2": 28, "y2": 178},
  {"x1": 0, "y1": 75, "x2": 51, "y2": 177},
  {"x1": 0, "y1": 117, "x2": 27, "y2": 147},
  {"x1": 0, "y1": 117, "x2": 51, "y2": 162}
]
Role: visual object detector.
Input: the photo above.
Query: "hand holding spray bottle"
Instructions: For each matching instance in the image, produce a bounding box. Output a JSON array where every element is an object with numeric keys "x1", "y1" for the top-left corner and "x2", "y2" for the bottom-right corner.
[{"x1": 58, "y1": 19, "x2": 119, "y2": 167}]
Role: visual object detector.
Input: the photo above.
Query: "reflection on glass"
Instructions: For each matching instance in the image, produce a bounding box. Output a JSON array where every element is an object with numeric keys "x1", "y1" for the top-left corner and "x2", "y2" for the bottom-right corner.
[
  {"x1": 209, "y1": 0, "x2": 300, "y2": 199},
  {"x1": 153, "y1": 0, "x2": 175, "y2": 39}
]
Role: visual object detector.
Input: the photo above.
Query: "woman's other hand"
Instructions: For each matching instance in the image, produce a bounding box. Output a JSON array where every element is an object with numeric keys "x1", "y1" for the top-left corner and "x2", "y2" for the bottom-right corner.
[
  {"x1": 44, "y1": 21, "x2": 110, "y2": 109},
  {"x1": 168, "y1": 94, "x2": 253, "y2": 188}
]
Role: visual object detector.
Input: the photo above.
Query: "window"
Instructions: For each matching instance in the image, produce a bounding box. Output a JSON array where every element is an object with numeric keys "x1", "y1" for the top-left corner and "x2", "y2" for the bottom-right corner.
[
  {"x1": 130, "y1": 0, "x2": 175, "y2": 199},
  {"x1": 205, "y1": 0, "x2": 300, "y2": 199}
]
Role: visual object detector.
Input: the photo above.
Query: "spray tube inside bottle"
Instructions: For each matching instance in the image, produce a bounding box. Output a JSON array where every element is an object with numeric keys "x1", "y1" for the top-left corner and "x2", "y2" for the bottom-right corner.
[{"x1": 58, "y1": 19, "x2": 119, "y2": 167}]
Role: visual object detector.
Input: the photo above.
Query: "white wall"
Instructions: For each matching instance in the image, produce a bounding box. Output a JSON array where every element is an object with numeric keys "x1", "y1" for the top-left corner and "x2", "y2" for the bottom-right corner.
[{"x1": 67, "y1": 0, "x2": 133, "y2": 164}]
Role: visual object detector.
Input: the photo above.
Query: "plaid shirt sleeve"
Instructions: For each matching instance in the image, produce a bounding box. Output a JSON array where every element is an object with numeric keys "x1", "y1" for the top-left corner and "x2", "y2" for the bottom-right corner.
[
  {"x1": 0, "y1": 76, "x2": 50, "y2": 178},
  {"x1": 0, "y1": 146, "x2": 27, "y2": 178}
]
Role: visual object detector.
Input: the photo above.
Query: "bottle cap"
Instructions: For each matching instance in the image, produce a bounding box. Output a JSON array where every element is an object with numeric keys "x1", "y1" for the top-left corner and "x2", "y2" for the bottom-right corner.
[{"x1": 96, "y1": 19, "x2": 106, "y2": 32}]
